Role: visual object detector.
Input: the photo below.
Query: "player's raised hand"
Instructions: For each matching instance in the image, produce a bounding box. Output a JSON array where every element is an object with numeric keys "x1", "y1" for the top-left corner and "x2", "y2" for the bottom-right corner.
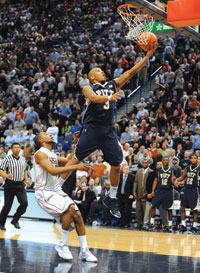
[
  {"x1": 146, "y1": 43, "x2": 158, "y2": 57},
  {"x1": 109, "y1": 91, "x2": 123, "y2": 102}
]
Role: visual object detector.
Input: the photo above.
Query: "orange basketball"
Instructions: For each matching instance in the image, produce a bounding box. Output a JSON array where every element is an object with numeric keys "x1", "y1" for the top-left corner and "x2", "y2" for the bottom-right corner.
[{"x1": 138, "y1": 32, "x2": 157, "y2": 51}]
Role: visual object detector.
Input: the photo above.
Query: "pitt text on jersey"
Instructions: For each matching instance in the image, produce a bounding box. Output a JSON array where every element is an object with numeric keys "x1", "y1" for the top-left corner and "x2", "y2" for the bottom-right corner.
[{"x1": 96, "y1": 88, "x2": 114, "y2": 110}]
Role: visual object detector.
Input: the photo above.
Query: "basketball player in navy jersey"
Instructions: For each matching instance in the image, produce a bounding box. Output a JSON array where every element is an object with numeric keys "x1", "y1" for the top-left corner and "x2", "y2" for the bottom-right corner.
[
  {"x1": 176, "y1": 154, "x2": 200, "y2": 233},
  {"x1": 148, "y1": 157, "x2": 178, "y2": 232},
  {"x1": 61, "y1": 44, "x2": 157, "y2": 218}
]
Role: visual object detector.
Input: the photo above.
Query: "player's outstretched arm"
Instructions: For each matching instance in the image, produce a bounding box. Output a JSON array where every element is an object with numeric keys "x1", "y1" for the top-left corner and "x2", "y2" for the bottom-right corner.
[
  {"x1": 83, "y1": 85, "x2": 123, "y2": 103},
  {"x1": 115, "y1": 44, "x2": 157, "y2": 90},
  {"x1": 35, "y1": 151, "x2": 91, "y2": 175}
]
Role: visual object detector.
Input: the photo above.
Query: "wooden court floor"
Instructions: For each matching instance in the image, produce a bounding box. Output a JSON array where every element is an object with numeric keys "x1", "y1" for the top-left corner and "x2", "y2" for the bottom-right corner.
[{"x1": 0, "y1": 218, "x2": 200, "y2": 273}]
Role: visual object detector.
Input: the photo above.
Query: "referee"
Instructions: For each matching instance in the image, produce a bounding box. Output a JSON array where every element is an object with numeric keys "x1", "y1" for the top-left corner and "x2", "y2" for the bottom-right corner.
[{"x1": 0, "y1": 143, "x2": 31, "y2": 230}]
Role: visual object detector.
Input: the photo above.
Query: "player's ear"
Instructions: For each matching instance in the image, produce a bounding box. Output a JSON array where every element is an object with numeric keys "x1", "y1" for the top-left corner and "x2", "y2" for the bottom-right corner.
[{"x1": 90, "y1": 75, "x2": 95, "y2": 82}]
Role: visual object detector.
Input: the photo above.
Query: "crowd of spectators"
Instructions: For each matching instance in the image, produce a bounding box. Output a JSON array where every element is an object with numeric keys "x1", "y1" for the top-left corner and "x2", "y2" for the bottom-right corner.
[{"x1": 0, "y1": 0, "x2": 200, "y2": 228}]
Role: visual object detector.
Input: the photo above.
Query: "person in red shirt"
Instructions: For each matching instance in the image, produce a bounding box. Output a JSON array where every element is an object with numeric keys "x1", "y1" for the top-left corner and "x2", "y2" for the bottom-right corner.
[
  {"x1": 148, "y1": 141, "x2": 158, "y2": 160},
  {"x1": 15, "y1": 107, "x2": 24, "y2": 121},
  {"x1": 162, "y1": 60, "x2": 171, "y2": 73},
  {"x1": 191, "y1": 96, "x2": 200, "y2": 109},
  {"x1": 120, "y1": 55, "x2": 129, "y2": 70},
  {"x1": 139, "y1": 120, "x2": 148, "y2": 133}
]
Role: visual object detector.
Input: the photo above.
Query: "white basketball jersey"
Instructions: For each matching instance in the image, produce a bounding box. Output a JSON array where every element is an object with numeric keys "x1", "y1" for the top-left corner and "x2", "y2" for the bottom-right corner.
[{"x1": 33, "y1": 147, "x2": 62, "y2": 192}]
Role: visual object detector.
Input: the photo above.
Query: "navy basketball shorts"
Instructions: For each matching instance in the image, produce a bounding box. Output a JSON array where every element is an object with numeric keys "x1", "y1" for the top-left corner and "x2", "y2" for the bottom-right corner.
[
  {"x1": 152, "y1": 189, "x2": 173, "y2": 210},
  {"x1": 75, "y1": 123, "x2": 123, "y2": 166},
  {"x1": 180, "y1": 187, "x2": 199, "y2": 210}
]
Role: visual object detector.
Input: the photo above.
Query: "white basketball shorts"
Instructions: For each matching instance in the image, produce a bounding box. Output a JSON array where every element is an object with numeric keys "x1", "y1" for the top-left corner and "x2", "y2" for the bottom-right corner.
[{"x1": 35, "y1": 189, "x2": 79, "y2": 218}]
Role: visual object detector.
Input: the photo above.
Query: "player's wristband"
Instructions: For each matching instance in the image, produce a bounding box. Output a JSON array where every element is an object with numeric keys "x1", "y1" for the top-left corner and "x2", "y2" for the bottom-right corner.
[{"x1": 107, "y1": 95, "x2": 111, "y2": 101}]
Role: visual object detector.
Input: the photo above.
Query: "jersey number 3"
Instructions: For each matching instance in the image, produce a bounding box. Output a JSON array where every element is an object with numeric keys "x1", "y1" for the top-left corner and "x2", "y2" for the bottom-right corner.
[{"x1": 104, "y1": 101, "x2": 110, "y2": 110}]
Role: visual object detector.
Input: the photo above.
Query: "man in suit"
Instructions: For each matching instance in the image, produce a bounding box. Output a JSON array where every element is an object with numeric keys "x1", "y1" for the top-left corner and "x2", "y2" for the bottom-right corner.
[
  {"x1": 133, "y1": 159, "x2": 154, "y2": 227},
  {"x1": 86, "y1": 180, "x2": 111, "y2": 225},
  {"x1": 74, "y1": 182, "x2": 96, "y2": 222},
  {"x1": 117, "y1": 165, "x2": 134, "y2": 227}
]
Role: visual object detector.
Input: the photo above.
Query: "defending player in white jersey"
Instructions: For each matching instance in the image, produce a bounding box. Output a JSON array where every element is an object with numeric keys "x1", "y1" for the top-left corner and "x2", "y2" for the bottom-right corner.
[{"x1": 33, "y1": 132, "x2": 97, "y2": 262}]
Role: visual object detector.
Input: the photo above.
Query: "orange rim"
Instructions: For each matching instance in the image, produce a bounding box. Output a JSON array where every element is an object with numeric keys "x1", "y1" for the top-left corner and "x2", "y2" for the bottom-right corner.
[{"x1": 117, "y1": 4, "x2": 152, "y2": 18}]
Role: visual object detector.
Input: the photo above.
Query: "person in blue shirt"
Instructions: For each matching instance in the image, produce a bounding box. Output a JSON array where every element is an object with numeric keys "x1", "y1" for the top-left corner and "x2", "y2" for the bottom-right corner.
[
  {"x1": 5, "y1": 130, "x2": 18, "y2": 147},
  {"x1": 189, "y1": 119, "x2": 200, "y2": 133},
  {"x1": 120, "y1": 126, "x2": 132, "y2": 142},
  {"x1": 70, "y1": 119, "x2": 82, "y2": 135},
  {"x1": 176, "y1": 154, "x2": 200, "y2": 233},
  {"x1": 60, "y1": 44, "x2": 157, "y2": 219},
  {"x1": 192, "y1": 126, "x2": 200, "y2": 152},
  {"x1": 59, "y1": 101, "x2": 72, "y2": 128}
]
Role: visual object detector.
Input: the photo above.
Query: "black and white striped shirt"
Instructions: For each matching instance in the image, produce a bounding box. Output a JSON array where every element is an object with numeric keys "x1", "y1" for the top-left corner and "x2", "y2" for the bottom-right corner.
[{"x1": 0, "y1": 155, "x2": 26, "y2": 182}]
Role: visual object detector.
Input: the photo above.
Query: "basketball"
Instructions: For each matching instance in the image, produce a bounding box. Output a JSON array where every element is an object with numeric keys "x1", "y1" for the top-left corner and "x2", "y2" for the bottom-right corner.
[{"x1": 138, "y1": 32, "x2": 157, "y2": 51}]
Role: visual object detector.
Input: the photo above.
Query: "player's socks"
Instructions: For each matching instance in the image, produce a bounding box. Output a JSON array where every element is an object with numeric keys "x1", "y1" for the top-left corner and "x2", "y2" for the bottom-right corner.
[
  {"x1": 109, "y1": 186, "x2": 118, "y2": 199},
  {"x1": 181, "y1": 220, "x2": 186, "y2": 226},
  {"x1": 150, "y1": 218, "x2": 155, "y2": 225},
  {"x1": 61, "y1": 229, "x2": 69, "y2": 243},
  {"x1": 79, "y1": 235, "x2": 88, "y2": 249}
]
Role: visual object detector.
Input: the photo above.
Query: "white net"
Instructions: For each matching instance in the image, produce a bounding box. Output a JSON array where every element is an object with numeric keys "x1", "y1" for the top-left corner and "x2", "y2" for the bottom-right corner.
[{"x1": 118, "y1": 4, "x2": 154, "y2": 44}]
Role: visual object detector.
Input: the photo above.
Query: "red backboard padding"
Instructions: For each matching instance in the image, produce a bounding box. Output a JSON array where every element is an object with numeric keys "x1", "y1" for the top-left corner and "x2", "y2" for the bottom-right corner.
[{"x1": 167, "y1": 0, "x2": 200, "y2": 27}]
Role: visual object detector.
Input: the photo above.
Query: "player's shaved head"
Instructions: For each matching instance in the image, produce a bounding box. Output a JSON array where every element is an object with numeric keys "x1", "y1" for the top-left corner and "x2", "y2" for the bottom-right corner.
[
  {"x1": 88, "y1": 67, "x2": 106, "y2": 83},
  {"x1": 88, "y1": 68, "x2": 98, "y2": 82},
  {"x1": 34, "y1": 132, "x2": 43, "y2": 147}
]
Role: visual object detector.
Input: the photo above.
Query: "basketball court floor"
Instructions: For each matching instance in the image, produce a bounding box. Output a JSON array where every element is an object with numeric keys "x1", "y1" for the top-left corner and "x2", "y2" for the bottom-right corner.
[{"x1": 0, "y1": 218, "x2": 200, "y2": 273}]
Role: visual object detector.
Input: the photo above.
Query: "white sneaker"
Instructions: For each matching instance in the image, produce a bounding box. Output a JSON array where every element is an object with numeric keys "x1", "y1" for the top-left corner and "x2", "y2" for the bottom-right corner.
[
  {"x1": 79, "y1": 247, "x2": 98, "y2": 262},
  {"x1": 55, "y1": 241, "x2": 73, "y2": 260}
]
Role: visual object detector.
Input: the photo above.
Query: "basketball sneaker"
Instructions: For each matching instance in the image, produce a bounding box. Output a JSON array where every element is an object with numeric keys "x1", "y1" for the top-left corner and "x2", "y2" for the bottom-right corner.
[
  {"x1": 163, "y1": 226, "x2": 172, "y2": 233},
  {"x1": 0, "y1": 224, "x2": 6, "y2": 230},
  {"x1": 179, "y1": 225, "x2": 187, "y2": 233},
  {"x1": 147, "y1": 224, "x2": 155, "y2": 231},
  {"x1": 79, "y1": 247, "x2": 98, "y2": 262},
  {"x1": 55, "y1": 241, "x2": 73, "y2": 260},
  {"x1": 103, "y1": 196, "x2": 121, "y2": 218},
  {"x1": 191, "y1": 226, "x2": 200, "y2": 233}
]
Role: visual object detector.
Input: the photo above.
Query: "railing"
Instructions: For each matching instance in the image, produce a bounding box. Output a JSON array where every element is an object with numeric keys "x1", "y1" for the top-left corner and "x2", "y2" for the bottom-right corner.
[{"x1": 149, "y1": 65, "x2": 163, "y2": 90}]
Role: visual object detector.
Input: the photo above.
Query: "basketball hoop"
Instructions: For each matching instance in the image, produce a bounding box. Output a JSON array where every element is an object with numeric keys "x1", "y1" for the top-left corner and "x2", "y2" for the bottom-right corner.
[{"x1": 117, "y1": 4, "x2": 155, "y2": 44}]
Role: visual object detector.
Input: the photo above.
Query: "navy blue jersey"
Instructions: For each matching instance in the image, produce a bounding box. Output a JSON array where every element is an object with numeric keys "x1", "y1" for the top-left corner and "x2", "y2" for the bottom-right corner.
[
  {"x1": 156, "y1": 167, "x2": 174, "y2": 190},
  {"x1": 185, "y1": 165, "x2": 200, "y2": 189},
  {"x1": 82, "y1": 80, "x2": 117, "y2": 125}
]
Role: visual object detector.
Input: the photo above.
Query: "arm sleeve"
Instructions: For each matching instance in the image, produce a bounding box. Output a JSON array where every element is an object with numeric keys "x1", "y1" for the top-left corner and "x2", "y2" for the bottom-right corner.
[{"x1": 0, "y1": 158, "x2": 8, "y2": 171}]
